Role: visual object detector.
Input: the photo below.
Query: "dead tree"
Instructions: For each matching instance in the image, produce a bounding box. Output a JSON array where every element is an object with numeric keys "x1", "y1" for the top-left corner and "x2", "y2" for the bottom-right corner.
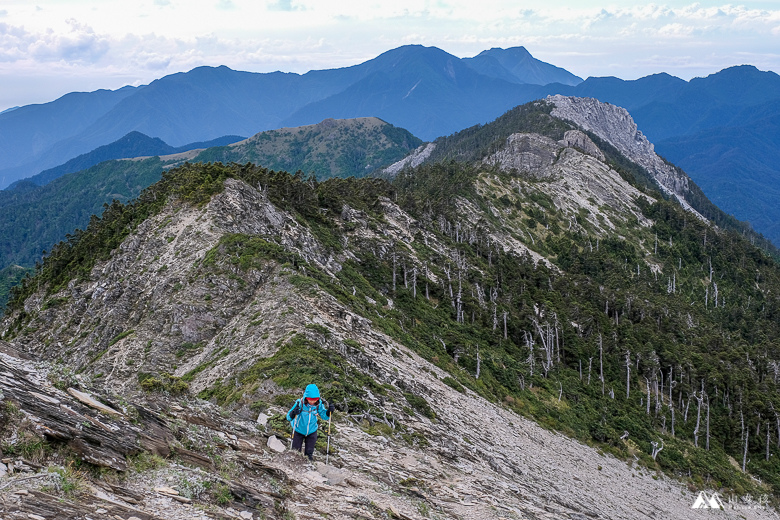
[
  {"x1": 706, "y1": 396, "x2": 710, "y2": 450},
  {"x1": 491, "y1": 288, "x2": 499, "y2": 331},
  {"x1": 599, "y1": 334, "x2": 604, "y2": 395},
  {"x1": 625, "y1": 351, "x2": 631, "y2": 399},
  {"x1": 587, "y1": 357, "x2": 593, "y2": 386},
  {"x1": 392, "y1": 245, "x2": 397, "y2": 292},
  {"x1": 651, "y1": 439, "x2": 664, "y2": 460},
  {"x1": 645, "y1": 377, "x2": 651, "y2": 415},
  {"x1": 771, "y1": 403, "x2": 780, "y2": 448},
  {"x1": 424, "y1": 262, "x2": 430, "y2": 300},
  {"x1": 524, "y1": 331, "x2": 535, "y2": 377},
  {"x1": 532, "y1": 319, "x2": 554, "y2": 377},
  {"x1": 693, "y1": 390, "x2": 704, "y2": 448}
]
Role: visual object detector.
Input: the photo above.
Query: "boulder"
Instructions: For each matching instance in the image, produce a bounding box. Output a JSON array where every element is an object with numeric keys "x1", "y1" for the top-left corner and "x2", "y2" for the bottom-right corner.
[{"x1": 267, "y1": 435, "x2": 286, "y2": 453}]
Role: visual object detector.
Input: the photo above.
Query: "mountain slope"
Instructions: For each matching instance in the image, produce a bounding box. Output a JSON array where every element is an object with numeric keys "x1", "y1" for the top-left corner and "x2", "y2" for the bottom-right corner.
[
  {"x1": 3, "y1": 94, "x2": 780, "y2": 515},
  {"x1": 0, "y1": 158, "x2": 166, "y2": 271},
  {"x1": 192, "y1": 117, "x2": 421, "y2": 179},
  {"x1": 7, "y1": 132, "x2": 245, "y2": 189},
  {"x1": 280, "y1": 46, "x2": 549, "y2": 140},
  {"x1": 3, "y1": 153, "x2": 780, "y2": 516},
  {"x1": 0, "y1": 86, "x2": 139, "y2": 187},
  {"x1": 464, "y1": 46, "x2": 583, "y2": 86},
  {"x1": 391, "y1": 97, "x2": 777, "y2": 256}
]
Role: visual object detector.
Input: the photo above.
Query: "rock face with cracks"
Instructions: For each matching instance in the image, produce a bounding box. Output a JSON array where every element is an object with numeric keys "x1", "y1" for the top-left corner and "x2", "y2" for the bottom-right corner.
[{"x1": 548, "y1": 94, "x2": 705, "y2": 220}]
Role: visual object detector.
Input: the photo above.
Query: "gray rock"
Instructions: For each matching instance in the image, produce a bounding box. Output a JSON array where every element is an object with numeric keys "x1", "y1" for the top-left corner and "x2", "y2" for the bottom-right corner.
[{"x1": 267, "y1": 435, "x2": 286, "y2": 453}]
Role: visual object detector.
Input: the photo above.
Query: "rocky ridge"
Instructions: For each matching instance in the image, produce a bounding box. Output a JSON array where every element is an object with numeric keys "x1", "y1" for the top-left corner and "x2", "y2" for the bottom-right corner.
[
  {"x1": 1, "y1": 130, "x2": 777, "y2": 518},
  {"x1": 547, "y1": 95, "x2": 705, "y2": 220}
]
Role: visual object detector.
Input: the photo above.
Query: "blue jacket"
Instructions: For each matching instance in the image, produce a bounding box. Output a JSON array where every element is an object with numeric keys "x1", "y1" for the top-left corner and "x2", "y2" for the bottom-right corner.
[{"x1": 286, "y1": 384, "x2": 330, "y2": 436}]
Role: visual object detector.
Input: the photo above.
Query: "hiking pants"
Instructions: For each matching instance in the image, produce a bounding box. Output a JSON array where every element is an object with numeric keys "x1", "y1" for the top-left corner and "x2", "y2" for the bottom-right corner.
[{"x1": 292, "y1": 431, "x2": 318, "y2": 460}]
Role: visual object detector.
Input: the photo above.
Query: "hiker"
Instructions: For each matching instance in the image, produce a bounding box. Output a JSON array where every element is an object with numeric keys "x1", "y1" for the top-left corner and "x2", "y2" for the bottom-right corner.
[{"x1": 286, "y1": 383, "x2": 335, "y2": 460}]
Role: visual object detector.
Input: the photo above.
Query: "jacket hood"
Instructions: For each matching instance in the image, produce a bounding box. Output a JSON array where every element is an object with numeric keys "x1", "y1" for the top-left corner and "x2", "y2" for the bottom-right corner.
[{"x1": 303, "y1": 384, "x2": 320, "y2": 399}]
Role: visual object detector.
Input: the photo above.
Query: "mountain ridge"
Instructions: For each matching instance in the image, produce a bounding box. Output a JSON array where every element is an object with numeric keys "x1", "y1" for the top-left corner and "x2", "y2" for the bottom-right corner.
[{"x1": 2, "y1": 112, "x2": 779, "y2": 516}]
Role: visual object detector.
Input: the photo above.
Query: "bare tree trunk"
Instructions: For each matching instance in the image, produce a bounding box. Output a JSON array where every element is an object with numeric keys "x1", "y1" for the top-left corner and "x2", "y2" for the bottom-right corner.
[
  {"x1": 392, "y1": 248, "x2": 397, "y2": 292},
  {"x1": 503, "y1": 311, "x2": 508, "y2": 340},
  {"x1": 706, "y1": 396, "x2": 710, "y2": 450},
  {"x1": 671, "y1": 405, "x2": 675, "y2": 437},
  {"x1": 767, "y1": 422, "x2": 771, "y2": 462},
  {"x1": 412, "y1": 268, "x2": 417, "y2": 299},
  {"x1": 475, "y1": 347, "x2": 481, "y2": 379},
  {"x1": 774, "y1": 405, "x2": 780, "y2": 448},
  {"x1": 651, "y1": 439, "x2": 664, "y2": 460},
  {"x1": 625, "y1": 351, "x2": 631, "y2": 399},
  {"x1": 645, "y1": 377, "x2": 651, "y2": 415},
  {"x1": 743, "y1": 427, "x2": 749, "y2": 472},
  {"x1": 599, "y1": 334, "x2": 604, "y2": 395},
  {"x1": 424, "y1": 262, "x2": 429, "y2": 300},
  {"x1": 587, "y1": 357, "x2": 592, "y2": 385}
]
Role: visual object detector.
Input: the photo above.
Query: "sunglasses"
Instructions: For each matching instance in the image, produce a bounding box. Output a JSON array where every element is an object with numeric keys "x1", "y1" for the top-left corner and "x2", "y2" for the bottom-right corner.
[{"x1": 305, "y1": 397, "x2": 320, "y2": 404}]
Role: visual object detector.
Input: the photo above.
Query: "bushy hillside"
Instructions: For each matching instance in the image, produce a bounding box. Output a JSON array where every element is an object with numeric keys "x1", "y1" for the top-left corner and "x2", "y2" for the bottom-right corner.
[
  {"x1": 0, "y1": 158, "x2": 165, "y2": 273},
  {"x1": 193, "y1": 117, "x2": 421, "y2": 180}
]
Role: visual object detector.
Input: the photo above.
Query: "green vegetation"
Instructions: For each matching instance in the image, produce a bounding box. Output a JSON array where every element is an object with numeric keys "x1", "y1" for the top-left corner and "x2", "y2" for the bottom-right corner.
[
  {"x1": 108, "y1": 329, "x2": 135, "y2": 346},
  {"x1": 138, "y1": 372, "x2": 190, "y2": 394},
  {"x1": 0, "y1": 265, "x2": 32, "y2": 310},
  {"x1": 423, "y1": 100, "x2": 571, "y2": 163},
  {"x1": 193, "y1": 117, "x2": 421, "y2": 180},
  {"x1": 0, "y1": 158, "x2": 165, "y2": 276},
  {"x1": 199, "y1": 333, "x2": 383, "y2": 413}
]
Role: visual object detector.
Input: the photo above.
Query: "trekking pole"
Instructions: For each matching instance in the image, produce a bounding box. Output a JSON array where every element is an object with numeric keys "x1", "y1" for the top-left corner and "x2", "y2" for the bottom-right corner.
[
  {"x1": 290, "y1": 402, "x2": 301, "y2": 449},
  {"x1": 326, "y1": 410, "x2": 332, "y2": 465}
]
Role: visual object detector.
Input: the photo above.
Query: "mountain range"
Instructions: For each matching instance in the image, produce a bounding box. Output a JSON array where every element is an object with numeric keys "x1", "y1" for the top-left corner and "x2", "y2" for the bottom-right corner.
[
  {"x1": 1, "y1": 95, "x2": 778, "y2": 518},
  {"x1": 0, "y1": 45, "x2": 577, "y2": 189},
  {"x1": 2, "y1": 44, "x2": 779, "y2": 247}
]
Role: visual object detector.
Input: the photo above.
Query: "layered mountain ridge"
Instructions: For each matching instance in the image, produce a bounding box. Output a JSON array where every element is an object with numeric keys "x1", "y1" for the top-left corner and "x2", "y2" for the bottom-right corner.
[{"x1": 1, "y1": 97, "x2": 779, "y2": 518}]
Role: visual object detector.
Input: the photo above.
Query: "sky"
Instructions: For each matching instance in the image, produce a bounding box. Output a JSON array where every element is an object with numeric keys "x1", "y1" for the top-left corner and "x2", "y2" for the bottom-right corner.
[{"x1": 0, "y1": 1, "x2": 779, "y2": 112}]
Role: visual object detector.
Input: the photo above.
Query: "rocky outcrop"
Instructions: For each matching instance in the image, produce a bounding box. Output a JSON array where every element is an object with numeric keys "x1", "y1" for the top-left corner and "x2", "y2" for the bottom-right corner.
[
  {"x1": 562, "y1": 129, "x2": 606, "y2": 162},
  {"x1": 548, "y1": 95, "x2": 706, "y2": 220},
  {"x1": 481, "y1": 132, "x2": 652, "y2": 234},
  {"x1": 382, "y1": 142, "x2": 436, "y2": 176}
]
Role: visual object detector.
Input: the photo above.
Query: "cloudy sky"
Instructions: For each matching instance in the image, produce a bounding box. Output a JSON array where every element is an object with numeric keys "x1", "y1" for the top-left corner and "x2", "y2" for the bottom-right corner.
[{"x1": 0, "y1": 0, "x2": 778, "y2": 111}]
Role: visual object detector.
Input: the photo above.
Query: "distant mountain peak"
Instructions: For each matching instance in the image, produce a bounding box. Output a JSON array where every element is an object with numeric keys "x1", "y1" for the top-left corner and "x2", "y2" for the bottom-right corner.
[{"x1": 464, "y1": 46, "x2": 582, "y2": 86}]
